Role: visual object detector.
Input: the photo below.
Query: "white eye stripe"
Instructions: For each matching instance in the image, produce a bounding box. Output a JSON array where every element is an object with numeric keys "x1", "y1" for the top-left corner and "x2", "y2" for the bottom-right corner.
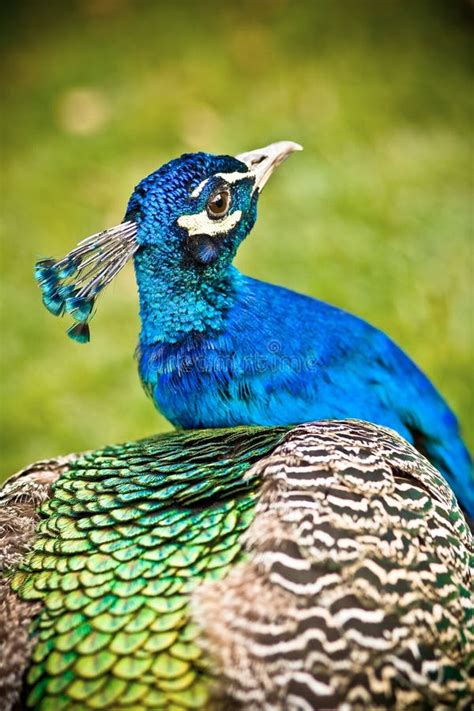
[
  {"x1": 177, "y1": 208, "x2": 243, "y2": 237},
  {"x1": 189, "y1": 171, "x2": 250, "y2": 199}
]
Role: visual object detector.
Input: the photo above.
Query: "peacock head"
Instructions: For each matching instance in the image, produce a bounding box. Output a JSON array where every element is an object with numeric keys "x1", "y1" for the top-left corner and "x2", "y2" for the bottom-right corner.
[{"x1": 35, "y1": 141, "x2": 302, "y2": 343}]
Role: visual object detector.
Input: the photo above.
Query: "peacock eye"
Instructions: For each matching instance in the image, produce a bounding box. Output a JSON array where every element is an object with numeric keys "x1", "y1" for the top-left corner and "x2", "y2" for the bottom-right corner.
[{"x1": 206, "y1": 189, "x2": 231, "y2": 219}]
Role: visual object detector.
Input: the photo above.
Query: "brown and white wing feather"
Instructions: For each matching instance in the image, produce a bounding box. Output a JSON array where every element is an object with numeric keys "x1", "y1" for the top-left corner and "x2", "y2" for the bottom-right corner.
[{"x1": 193, "y1": 420, "x2": 473, "y2": 711}]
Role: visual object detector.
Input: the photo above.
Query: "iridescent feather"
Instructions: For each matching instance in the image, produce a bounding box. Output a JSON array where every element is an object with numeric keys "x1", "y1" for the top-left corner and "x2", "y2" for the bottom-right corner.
[{"x1": 1, "y1": 421, "x2": 472, "y2": 710}]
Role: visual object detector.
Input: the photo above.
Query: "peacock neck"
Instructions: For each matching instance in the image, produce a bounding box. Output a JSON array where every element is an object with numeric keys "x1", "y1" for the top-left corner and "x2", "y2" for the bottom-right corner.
[{"x1": 133, "y1": 248, "x2": 242, "y2": 345}]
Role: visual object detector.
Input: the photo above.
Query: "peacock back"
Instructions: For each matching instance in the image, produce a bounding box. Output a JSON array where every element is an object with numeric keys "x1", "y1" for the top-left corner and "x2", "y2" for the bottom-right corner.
[{"x1": 1, "y1": 421, "x2": 473, "y2": 710}]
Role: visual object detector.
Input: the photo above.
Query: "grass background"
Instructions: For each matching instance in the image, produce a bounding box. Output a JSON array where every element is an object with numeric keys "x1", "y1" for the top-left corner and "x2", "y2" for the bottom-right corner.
[{"x1": 1, "y1": 0, "x2": 472, "y2": 480}]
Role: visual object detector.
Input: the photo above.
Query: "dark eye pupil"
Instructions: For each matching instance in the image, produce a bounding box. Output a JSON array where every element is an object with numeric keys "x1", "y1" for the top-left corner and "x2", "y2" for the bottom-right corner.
[{"x1": 207, "y1": 190, "x2": 230, "y2": 217}]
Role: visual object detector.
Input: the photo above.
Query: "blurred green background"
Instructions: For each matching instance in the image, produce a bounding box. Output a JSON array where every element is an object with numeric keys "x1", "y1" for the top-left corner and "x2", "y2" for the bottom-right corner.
[{"x1": 1, "y1": 0, "x2": 473, "y2": 480}]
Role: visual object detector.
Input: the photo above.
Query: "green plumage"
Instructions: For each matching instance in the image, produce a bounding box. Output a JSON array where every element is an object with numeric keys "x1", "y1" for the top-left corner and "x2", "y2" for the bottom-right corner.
[{"x1": 11, "y1": 426, "x2": 289, "y2": 710}]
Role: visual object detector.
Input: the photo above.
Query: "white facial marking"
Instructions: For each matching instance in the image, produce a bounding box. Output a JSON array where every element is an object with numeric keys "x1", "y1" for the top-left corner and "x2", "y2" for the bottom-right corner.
[
  {"x1": 177, "y1": 209, "x2": 243, "y2": 237},
  {"x1": 190, "y1": 171, "x2": 250, "y2": 199}
]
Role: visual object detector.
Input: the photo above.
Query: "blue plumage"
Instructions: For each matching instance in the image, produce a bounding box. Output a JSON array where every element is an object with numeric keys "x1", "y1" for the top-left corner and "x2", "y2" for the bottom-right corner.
[
  {"x1": 34, "y1": 141, "x2": 473, "y2": 517},
  {"x1": 137, "y1": 274, "x2": 472, "y2": 514}
]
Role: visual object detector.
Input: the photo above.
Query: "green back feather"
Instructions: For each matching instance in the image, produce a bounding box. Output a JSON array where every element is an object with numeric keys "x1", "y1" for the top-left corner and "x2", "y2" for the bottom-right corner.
[{"x1": 12, "y1": 426, "x2": 289, "y2": 710}]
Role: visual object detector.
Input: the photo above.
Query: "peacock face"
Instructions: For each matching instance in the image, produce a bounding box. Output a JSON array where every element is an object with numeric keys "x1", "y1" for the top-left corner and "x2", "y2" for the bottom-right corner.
[
  {"x1": 34, "y1": 141, "x2": 301, "y2": 342},
  {"x1": 126, "y1": 152, "x2": 256, "y2": 267},
  {"x1": 127, "y1": 141, "x2": 302, "y2": 269}
]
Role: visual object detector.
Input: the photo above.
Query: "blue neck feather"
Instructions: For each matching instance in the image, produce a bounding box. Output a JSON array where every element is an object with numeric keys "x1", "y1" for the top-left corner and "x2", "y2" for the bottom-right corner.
[
  {"x1": 133, "y1": 250, "x2": 241, "y2": 345},
  {"x1": 137, "y1": 272, "x2": 473, "y2": 519}
]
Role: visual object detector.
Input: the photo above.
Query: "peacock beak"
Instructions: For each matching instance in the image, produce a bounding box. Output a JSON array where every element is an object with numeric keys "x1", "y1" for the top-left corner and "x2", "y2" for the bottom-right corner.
[{"x1": 235, "y1": 140, "x2": 303, "y2": 193}]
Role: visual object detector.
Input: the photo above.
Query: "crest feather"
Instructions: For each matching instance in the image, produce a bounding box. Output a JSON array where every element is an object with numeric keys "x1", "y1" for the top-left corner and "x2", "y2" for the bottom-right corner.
[{"x1": 35, "y1": 221, "x2": 138, "y2": 342}]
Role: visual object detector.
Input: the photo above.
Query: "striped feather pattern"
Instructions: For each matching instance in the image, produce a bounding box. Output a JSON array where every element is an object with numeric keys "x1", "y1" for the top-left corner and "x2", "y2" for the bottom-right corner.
[{"x1": 193, "y1": 420, "x2": 473, "y2": 710}]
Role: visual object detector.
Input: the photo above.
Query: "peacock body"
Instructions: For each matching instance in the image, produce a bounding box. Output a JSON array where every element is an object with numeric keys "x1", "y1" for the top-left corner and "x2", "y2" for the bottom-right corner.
[{"x1": 2, "y1": 420, "x2": 473, "y2": 710}]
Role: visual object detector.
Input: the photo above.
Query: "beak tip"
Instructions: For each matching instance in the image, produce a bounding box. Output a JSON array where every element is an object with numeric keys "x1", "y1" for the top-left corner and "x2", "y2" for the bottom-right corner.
[
  {"x1": 290, "y1": 141, "x2": 303, "y2": 152},
  {"x1": 266, "y1": 140, "x2": 303, "y2": 156},
  {"x1": 235, "y1": 140, "x2": 303, "y2": 192}
]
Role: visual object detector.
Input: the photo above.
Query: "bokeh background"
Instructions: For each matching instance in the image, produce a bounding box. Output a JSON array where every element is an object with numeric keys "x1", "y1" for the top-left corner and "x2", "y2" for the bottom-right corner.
[{"x1": 1, "y1": 0, "x2": 473, "y2": 480}]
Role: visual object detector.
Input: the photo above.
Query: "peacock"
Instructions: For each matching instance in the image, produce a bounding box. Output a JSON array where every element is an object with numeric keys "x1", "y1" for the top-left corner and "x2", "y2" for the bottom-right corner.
[
  {"x1": 2, "y1": 142, "x2": 472, "y2": 709},
  {"x1": 33, "y1": 141, "x2": 473, "y2": 518},
  {"x1": 1, "y1": 420, "x2": 473, "y2": 710}
]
